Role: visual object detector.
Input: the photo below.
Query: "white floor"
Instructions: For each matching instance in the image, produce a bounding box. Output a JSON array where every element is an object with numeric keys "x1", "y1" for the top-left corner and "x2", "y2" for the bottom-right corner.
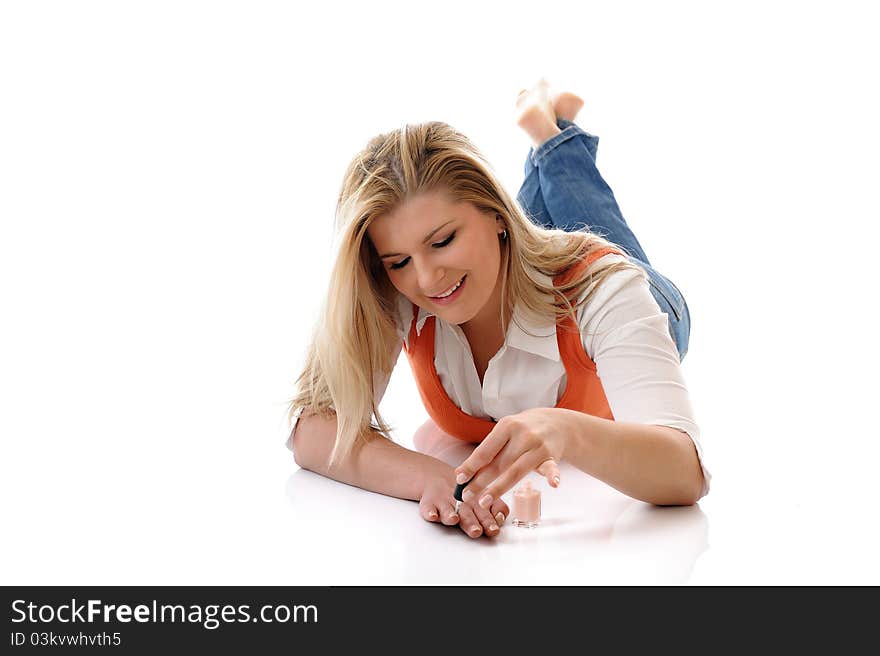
[
  {"x1": 283, "y1": 437, "x2": 712, "y2": 585},
  {"x1": 3, "y1": 327, "x2": 878, "y2": 586}
]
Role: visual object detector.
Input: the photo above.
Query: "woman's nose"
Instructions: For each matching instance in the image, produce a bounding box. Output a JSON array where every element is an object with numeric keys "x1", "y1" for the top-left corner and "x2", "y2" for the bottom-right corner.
[{"x1": 415, "y1": 261, "x2": 444, "y2": 295}]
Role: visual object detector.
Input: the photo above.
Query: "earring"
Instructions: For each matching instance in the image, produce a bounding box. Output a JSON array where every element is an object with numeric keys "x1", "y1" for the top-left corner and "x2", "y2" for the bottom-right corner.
[{"x1": 500, "y1": 229, "x2": 508, "y2": 241}]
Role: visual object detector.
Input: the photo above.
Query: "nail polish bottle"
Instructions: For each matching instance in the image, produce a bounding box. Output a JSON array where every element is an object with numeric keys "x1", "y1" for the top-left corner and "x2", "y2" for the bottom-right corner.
[{"x1": 512, "y1": 479, "x2": 541, "y2": 528}]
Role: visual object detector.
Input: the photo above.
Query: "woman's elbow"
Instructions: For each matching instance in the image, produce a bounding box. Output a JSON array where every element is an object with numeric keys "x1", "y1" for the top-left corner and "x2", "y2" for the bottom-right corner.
[
  {"x1": 292, "y1": 430, "x2": 318, "y2": 472},
  {"x1": 652, "y1": 473, "x2": 704, "y2": 507},
  {"x1": 291, "y1": 423, "x2": 317, "y2": 471}
]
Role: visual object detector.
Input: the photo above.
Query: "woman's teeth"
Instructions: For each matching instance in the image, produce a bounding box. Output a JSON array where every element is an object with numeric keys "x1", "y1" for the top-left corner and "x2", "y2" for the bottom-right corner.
[{"x1": 432, "y1": 276, "x2": 464, "y2": 298}]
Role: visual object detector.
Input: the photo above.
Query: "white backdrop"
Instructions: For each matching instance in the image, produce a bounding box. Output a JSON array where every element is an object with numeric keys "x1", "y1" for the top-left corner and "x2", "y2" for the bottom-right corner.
[{"x1": 2, "y1": 0, "x2": 878, "y2": 585}]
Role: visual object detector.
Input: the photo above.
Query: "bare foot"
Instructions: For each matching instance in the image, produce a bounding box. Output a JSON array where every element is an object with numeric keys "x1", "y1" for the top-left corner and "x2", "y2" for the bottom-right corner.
[
  {"x1": 515, "y1": 78, "x2": 561, "y2": 149},
  {"x1": 551, "y1": 91, "x2": 584, "y2": 122}
]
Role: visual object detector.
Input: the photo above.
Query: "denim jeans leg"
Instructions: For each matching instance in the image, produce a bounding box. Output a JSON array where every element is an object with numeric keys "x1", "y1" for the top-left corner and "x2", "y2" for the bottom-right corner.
[
  {"x1": 514, "y1": 119, "x2": 691, "y2": 360},
  {"x1": 516, "y1": 118, "x2": 599, "y2": 230},
  {"x1": 632, "y1": 256, "x2": 691, "y2": 361},
  {"x1": 522, "y1": 118, "x2": 653, "y2": 265},
  {"x1": 516, "y1": 164, "x2": 554, "y2": 229}
]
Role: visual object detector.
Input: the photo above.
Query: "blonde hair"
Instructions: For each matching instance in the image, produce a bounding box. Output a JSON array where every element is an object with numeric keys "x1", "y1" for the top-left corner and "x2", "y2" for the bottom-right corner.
[{"x1": 288, "y1": 121, "x2": 647, "y2": 467}]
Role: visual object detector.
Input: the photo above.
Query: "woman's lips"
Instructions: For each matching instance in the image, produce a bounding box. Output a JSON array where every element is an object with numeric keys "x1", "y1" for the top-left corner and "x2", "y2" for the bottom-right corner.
[{"x1": 429, "y1": 275, "x2": 466, "y2": 305}]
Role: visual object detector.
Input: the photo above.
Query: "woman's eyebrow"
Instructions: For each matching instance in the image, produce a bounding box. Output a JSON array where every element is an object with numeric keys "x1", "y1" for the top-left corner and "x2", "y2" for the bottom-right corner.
[{"x1": 379, "y1": 220, "x2": 455, "y2": 259}]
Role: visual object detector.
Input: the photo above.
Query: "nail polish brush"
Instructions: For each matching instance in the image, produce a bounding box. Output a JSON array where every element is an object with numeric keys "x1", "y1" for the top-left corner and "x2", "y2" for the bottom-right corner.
[{"x1": 453, "y1": 477, "x2": 470, "y2": 513}]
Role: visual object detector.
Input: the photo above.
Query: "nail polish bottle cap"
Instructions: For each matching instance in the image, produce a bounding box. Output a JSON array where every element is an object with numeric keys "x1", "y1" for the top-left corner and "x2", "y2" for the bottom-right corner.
[{"x1": 515, "y1": 479, "x2": 535, "y2": 494}]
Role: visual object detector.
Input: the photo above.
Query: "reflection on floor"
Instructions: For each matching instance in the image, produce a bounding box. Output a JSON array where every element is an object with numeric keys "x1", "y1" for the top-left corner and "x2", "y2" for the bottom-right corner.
[{"x1": 284, "y1": 417, "x2": 709, "y2": 584}]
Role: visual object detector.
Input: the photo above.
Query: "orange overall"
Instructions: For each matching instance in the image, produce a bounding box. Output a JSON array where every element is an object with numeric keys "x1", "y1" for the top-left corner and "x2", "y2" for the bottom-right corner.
[{"x1": 403, "y1": 246, "x2": 624, "y2": 443}]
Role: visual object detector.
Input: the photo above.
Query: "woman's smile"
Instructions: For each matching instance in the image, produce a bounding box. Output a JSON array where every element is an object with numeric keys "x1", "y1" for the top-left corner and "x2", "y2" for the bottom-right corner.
[{"x1": 428, "y1": 274, "x2": 467, "y2": 305}]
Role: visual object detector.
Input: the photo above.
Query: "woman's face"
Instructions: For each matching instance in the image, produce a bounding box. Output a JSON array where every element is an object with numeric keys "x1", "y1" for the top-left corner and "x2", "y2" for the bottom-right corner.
[{"x1": 366, "y1": 190, "x2": 505, "y2": 327}]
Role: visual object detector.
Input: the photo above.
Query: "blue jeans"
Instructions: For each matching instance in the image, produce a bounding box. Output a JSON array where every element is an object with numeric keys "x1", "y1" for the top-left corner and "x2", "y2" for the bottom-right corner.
[{"x1": 516, "y1": 118, "x2": 691, "y2": 360}]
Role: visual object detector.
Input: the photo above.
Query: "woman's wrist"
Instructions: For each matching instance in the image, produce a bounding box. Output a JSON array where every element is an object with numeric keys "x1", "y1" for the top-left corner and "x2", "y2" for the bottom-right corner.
[
  {"x1": 415, "y1": 457, "x2": 457, "y2": 499},
  {"x1": 557, "y1": 407, "x2": 599, "y2": 463}
]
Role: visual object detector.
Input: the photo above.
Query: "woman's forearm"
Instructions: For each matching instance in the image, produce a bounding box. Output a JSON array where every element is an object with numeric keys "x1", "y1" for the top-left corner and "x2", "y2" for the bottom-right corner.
[
  {"x1": 291, "y1": 413, "x2": 455, "y2": 501},
  {"x1": 564, "y1": 411, "x2": 705, "y2": 506}
]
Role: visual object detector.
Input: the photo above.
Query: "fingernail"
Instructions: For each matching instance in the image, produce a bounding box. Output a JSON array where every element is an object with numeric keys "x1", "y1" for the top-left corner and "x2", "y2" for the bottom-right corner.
[
  {"x1": 489, "y1": 523, "x2": 499, "y2": 532},
  {"x1": 470, "y1": 527, "x2": 482, "y2": 537},
  {"x1": 478, "y1": 494, "x2": 493, "y2": 509},
  {"x1": 495, "y1": 512, "x2": 506, "y2": 525},
  {"x1": 456, "y1": 472, "x2": 468, "y2": 484},
  {"x1": 462, "y1": 489, "x2": 474, "y2": 503},
  {"x1": 428, "y1": 511, "x2": 438, "y2": 519},
  {"x1": 553, "y1": 475, "x2": 560, "y2": 486}
]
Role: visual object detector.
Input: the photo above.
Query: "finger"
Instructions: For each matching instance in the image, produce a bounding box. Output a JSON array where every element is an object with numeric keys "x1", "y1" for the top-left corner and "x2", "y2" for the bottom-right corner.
[
  {"x1": 536, "y1": 458, "x2": 561, "y2": 488},
  {"x1": 490, "y1": 498, "x2": 510, "y2": 526},
  {"x1": 478, "y1": 452, "x2": 539, "y2": 505},
  {"x1": 471, "y1": 500, "x2": 501, "y2": 537},
  {"x1": 460, "y1": 465, "x2": 499, "y2": 505},
  {"x1": 438, "y1": 500, "x2": 459, "y2": 526},
  {"x1": 420, "y1": 500, "x2": 440, "y2": 523},
  {"x1": 454, "y1": 419, "x2": 513, "y2": 485},
  {"x1": 456, "y1": 504, "x2": 483, "y2": 539}
]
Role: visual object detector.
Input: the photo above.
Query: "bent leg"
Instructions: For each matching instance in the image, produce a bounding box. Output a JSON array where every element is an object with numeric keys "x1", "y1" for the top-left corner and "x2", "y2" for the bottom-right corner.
[
  {"x1": 515, "y1": 119, "x2": 691, "y2": 359},
  {"x1": 635, "y1": 257, "x2": 691, "y2": 361},
  {"x1": 516, "y1": 118, "x2": 652, "y2": 264}
]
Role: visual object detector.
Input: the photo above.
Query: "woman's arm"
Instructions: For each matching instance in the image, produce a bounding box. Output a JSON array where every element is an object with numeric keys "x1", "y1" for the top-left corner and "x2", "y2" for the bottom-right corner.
[
  {"x1": 566, "y1": 411, "x2": 705, "y2": 506},
  {"x1": 292, "y1": 412, "x2": 456, "y2": 501},
  {"x1": 453, "y1": 407, "x2": 704, "y2": 510}
]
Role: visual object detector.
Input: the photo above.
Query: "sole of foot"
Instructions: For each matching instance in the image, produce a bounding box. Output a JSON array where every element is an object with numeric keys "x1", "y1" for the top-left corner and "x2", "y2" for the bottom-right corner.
[
  {"x1": 551, "y1": 91, "x2": 584, "y2": 122},
  {"x1": 515, "y1": 80, "x2": 560, "y2": 147}
]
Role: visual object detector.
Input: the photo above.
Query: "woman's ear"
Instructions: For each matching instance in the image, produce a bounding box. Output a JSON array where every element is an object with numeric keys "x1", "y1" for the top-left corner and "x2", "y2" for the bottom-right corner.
[{"x1": 496, "y1": 215, "x2": 509, "y2": 241}]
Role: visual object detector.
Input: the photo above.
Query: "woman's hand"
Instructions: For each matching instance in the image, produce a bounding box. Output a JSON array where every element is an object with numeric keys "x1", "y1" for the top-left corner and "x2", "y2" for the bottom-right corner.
[
  {"x1": 420, "y1": 475, "x2": 509, "y2": 539},
  {"x1": 454, "y1": 407, "x2": 585, "y2": 510}
]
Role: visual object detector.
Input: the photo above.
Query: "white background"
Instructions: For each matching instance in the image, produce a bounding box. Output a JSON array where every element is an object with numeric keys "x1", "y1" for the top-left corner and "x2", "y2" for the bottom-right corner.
[{"x1": 2, "y1": 1, "x2": 878, "y2": 585}]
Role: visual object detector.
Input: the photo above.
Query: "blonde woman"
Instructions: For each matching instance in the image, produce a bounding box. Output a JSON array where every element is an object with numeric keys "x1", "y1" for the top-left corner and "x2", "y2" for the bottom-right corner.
[{"x1": 287, "y1": 79, "x2": 709, "y2": 539}]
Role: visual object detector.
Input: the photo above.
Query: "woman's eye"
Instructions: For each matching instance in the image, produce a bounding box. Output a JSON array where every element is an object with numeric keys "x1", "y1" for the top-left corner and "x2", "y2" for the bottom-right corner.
[
  {"x1": 388, "y1": 232, "x2": 455, "y2": 271},
  {"x1": 433, "y1": 232, "x2": 456, "y2": 248}
]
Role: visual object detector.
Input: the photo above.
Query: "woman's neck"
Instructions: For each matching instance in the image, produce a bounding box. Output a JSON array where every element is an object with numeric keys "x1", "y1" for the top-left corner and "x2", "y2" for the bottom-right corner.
[{"x1": 460, "y1": 273, "x2": 510, "y2": 375}]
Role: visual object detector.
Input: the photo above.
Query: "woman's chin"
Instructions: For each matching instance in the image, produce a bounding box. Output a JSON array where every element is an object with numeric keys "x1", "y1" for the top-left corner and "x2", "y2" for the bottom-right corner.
[{"x1": 438, "y1": 303, "x2": 479, "y2": 326}]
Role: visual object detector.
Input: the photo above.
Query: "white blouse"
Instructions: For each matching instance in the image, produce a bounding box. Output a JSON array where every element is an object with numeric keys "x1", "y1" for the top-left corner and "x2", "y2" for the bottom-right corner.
[{"x1": 288, "y1": 253, "x2": 711, "y2": 498}]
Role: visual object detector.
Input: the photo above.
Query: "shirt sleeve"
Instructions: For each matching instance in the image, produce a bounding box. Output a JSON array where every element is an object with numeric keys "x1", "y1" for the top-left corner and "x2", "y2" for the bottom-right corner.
[{"x1": 578, "y1": 259, "x2": 711, "y2": 498}]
